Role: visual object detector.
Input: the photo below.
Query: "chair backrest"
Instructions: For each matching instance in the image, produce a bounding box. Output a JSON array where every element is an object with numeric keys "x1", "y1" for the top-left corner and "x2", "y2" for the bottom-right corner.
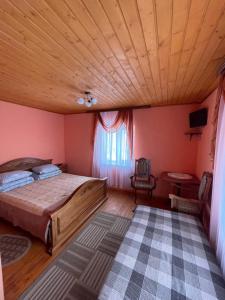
[
  {"x1": 135, "y1": 158, "x2": 151, "y2": 179},
  {"x1": 198, "y1": 172, "x2": 213, "y2": 203},
  {"x1": 199, "y1": 172, "x2": 213, "y2": 237}
]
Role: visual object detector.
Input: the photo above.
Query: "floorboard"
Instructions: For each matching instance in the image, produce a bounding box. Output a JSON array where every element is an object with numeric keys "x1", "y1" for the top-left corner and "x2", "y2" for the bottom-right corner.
[{"x1": 1, "y1": 189, "x2": 170, "y2": 300}]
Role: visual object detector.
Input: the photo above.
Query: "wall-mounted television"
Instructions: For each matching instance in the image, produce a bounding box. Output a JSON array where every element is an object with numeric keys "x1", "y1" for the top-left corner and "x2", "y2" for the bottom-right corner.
[{"x1": 189, "y1": 108, "x2": 208, "y2": 128}]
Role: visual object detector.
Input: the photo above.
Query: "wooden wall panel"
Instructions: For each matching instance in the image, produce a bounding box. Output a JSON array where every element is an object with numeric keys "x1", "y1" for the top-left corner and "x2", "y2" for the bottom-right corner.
[{"x1": 0, "y1": 0, "x2": 224, "y2": 113}]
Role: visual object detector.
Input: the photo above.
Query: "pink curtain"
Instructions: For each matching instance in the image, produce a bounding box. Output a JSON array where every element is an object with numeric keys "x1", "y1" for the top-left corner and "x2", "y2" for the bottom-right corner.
[
  {"x1": 93, "y1": 110, "x2": 133, "y2": 157},
  {"x1": 210, "y1": 74, "x2": 225, "y2": 277}
]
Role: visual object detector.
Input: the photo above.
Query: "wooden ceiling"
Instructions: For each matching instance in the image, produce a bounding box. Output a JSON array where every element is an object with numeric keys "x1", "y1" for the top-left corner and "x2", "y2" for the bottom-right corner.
[{"x1": 0, "y1": 0, "x2": 225, "y2": 114}]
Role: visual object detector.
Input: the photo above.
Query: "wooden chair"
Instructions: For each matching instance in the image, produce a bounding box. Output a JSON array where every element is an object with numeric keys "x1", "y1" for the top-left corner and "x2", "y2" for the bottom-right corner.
[
  {"x1": 169, "y1": 172, "x2": 213, "y2": 217},
  {"x1": 130, "y1": 158, "x2": 157, "y2": 204}
]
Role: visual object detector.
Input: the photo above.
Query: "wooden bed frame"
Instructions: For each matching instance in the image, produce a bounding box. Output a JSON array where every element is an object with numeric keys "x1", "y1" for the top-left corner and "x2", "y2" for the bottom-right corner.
[{"x1": 0, "y1": 157, "x2": 107, "y2": 254}]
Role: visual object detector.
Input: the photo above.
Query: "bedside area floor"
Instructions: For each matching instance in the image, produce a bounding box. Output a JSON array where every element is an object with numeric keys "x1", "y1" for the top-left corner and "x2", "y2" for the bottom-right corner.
[{"x1": 0, "y1": 189, "x2": 171, "y2": 300}]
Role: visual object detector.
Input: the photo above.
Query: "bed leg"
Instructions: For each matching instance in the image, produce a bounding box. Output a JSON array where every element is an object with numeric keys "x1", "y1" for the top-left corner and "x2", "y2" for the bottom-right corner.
[
  {"x1": 46, "y1": 221, "x2": 53, "y2": 256},
  {"x1": 47, "y1": 246, "x2": 53, "y2": 256}
]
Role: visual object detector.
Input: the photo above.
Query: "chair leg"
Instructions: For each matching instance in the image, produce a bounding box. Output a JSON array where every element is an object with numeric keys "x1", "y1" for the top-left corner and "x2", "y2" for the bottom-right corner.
[
  {"x1": 134, "y1": 189, "x2": 137, "y2": 204},
  {"x1": 148, "y1": 190, "x2": 152, "y2": 200}
]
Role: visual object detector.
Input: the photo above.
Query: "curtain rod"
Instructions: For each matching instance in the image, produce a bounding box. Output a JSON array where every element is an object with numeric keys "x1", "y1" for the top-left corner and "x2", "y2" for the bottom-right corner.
[{"x1": 86, "y1": 104, "x2": 151, "y2": 113}]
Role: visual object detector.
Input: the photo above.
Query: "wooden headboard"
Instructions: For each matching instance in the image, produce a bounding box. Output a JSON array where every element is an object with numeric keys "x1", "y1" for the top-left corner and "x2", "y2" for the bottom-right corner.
[{"x1": 0, "y1": 157, "x2": 52, "y2": 173}]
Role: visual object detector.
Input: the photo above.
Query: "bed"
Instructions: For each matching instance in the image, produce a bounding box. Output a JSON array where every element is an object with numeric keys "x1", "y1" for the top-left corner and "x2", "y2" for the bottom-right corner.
[
  {"x1": 0, "y1": 158, "x2": 107, "y2": 254},
  {"x1": 99, "y1": 205, "x2": 225, "y2": 300}
]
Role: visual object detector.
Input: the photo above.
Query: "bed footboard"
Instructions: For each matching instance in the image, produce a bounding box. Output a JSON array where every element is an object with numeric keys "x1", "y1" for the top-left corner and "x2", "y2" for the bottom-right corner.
[{"x1": 47, "y1": 177, "x2": 107, "y2": 254}]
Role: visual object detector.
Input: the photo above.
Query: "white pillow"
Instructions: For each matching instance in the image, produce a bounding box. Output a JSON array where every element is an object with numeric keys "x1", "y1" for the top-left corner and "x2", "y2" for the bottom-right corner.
[{"x1": 32, "y1": 164, "x2": 60, "y2": 175}]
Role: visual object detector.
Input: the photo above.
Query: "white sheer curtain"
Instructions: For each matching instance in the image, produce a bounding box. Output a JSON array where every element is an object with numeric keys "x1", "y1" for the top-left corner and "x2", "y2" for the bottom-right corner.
[
  {"x1": 92, "y1": 111, "x2": 133, "y2": 189},
  {"x1": 210, "y1": 97, "x2": 225, "y2": 277}
]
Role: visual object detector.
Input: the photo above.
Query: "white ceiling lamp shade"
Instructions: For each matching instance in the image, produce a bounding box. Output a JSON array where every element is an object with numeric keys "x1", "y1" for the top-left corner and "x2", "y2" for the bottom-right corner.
[
  {"x1": 91, "y1": 98, "x2": 97, "y2": 105},
  {"x1": 77, "y1": 98, "x2": 85, "y2": 105},
  {"x1": 85, "y1": 101, "x2": 92, "y2": 107},
  {"x1": 76, "y1": 91, "x2": 97, "y2": 108}
]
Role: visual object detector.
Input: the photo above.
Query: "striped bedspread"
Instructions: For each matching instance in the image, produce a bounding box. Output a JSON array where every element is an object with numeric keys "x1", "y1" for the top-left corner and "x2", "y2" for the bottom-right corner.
[
  {"x1": 0, "y1": 173, "x2": 93, "y2": 216},
  {"x1": 0, "y1": 173, "x2": 95, "y2": 241}
]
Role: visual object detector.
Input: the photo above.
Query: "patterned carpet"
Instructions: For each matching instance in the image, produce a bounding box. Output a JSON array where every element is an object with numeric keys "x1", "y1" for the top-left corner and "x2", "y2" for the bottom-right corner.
[
  {"x1": 0, "y1": 234, "x2": 31, "y2": 267},
  {"x1": 20, "y1": 212, "x2": 131, "y2": 300}
]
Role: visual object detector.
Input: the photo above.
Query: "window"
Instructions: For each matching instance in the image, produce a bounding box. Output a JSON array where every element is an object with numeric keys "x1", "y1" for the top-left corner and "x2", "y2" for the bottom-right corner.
[
  {"x1": 92, "y1": 111, "x2": 133, "y2": 189},
  {"x1": 100, "y1": 123, "x2": 131, "y2": 166}
]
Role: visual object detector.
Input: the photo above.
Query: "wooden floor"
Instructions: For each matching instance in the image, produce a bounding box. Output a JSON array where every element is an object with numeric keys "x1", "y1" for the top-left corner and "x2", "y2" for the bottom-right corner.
[{"x1": 1, "y1": 189, "x2": 170, "y2": 300}]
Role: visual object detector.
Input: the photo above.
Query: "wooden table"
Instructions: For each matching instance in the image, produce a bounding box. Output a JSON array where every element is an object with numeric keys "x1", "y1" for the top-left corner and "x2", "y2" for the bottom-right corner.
[{"x1": 160, "y1": 172, "x2": 200, "y2": 196}]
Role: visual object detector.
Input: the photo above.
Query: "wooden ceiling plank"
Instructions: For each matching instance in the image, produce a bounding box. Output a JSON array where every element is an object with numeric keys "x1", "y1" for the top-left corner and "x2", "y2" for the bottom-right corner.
[
  {"x1": 0, "y1": 0, "x2": 224, "y2": 112},
  {"x1": 181, "y1": 0, "x2": 225, "y2": 92},
  {"x1": 0, "y1": 35, "x2": 118, "y2": 110},
  {"x1": 3, "y1": 0, "x2": 123, "y2": 105},
  {"x1": 183, "y1": 1, "x2": 225, "y2": 100},
  {"x1": 0, "y1": 48, "x2": 96, "y2": 106},
  {"x1": 186, "y1": 14, "x2": 225, "y2": 101},
  {"x1": 177, "y1": 66, "x2": 218, "y2": 103},
  {"x1": 90, "y1": 0, "x2": 152, "y2": 102},
  {"x1": 1, "y1": 1, "x2": 114, "y2": 100},
  {"x1": 0, "y1": 30, "x2": 120, "y2": 110},
  {"x1": 41, "y1": 0, "x2": 130, "y2": 103},
  {"x1": 63, "y1": 3, "x2": 137, "y2": 102},
  {"x1": 22, "y1": 0, "x2": 130, "y2": 103},
  {"x1": 0, "y1": 72, "x2": 73, "y2": 112},
  {"x1": 173, "y1": 0, "x2": 209, "y2": 103},
  {"x1": 91, "y1": 0, "x2": 150, "y2": 101},
  {"x1": 117, "y1": 0, "x2": 157, "y2": 101},
  {"x1": 186, "y1": 56, "x2": 222, "y2": 102},
  {"x1": 0, "y1": 40, "x2": 79, "y2": 90},
  {"x1": 63, "y1": 0, "x2": 140, "y2": 103},
  {"x1": 197, "y1": 79, "x2": 219, "y2": 102},
  {"x1": 0, "y1": 58, "x2": 116, "y2": 112},
  {"x1": 0, "y1": 35, "x2": 90, "y2": 96},
  {"x1": 189, "y1": 58, "x2": 223, "y2": 102},
  {"x1": 155, "y1": 0, "x2": 173, "y2": 103},
  {"x1": 0, "y1": 92, "x2": 69, "y2": 113},
  {"x1": 45, "y1": 0, "x2": 136, "y2": 104},
  {"x1": 7, "y1": 0, "x2": 129, "y2": 106},
  {"x1": 167, "y1": 0, "x2": 191, "y2": 104},
  {"x1": 137, "y1": 0, "x2": 162, "y2": 102}
]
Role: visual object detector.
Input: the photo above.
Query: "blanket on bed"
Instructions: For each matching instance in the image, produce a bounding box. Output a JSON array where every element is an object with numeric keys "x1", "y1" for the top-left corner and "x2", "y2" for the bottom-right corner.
[
  {"x1": 99, "y1": 205, "x2": 225, "y2": 300},
  {"x1": 0, "y1": 173, "x2": 93, "y2": 216},
  {"x1": 0, "y1": 173, "x2": 95, "y2": 241}
]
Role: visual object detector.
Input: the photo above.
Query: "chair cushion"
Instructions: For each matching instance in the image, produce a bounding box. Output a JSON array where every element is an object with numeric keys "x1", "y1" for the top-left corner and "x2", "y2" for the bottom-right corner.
[{"x1": 133, "y1": 181, "x2": 155, "y2": 189}]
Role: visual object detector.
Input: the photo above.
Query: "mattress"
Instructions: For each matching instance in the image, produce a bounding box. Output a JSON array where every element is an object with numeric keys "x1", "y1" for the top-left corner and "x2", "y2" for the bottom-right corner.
[
  {"x1": 0, "y1": 173, "x2": 94, "y2": 241},
  {"x1": 99, "y1": 205, "x2": 225, "y2": 300}
]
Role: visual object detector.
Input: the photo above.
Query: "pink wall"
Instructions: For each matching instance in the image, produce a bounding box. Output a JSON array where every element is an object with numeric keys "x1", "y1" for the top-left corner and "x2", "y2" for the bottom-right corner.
[
  {"x1": 1, "y1": 91, "x2": 216, "y2": 197},
  {"x1": 134, "y1": 105, "x2": 198, "y2": 195},
  {"x1": 195, "y1": 90, "x2": 217, "y2": 178},
  {"x1": 64, "y1": 113, "x2": 94, "y2": 176},
  {"x1": 0, "y1": 101, "x2": 65, "y2": 164},
  {"x1": 134, "y1": 106, "x2": 198, "y2": 173},
  {"x1": 64, "y1": 104, "x2": 198, "y2": 196}
]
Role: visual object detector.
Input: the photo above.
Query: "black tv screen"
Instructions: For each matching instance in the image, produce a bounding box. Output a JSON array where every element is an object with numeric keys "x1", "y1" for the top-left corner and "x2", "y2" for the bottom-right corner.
[{"x1": 189, "y1": 108, "x2": 208, "y2": 128}]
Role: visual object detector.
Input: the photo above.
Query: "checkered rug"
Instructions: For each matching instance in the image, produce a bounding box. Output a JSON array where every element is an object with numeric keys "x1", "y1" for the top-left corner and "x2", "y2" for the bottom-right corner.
[
  {"x1": 99, "y1": 205, "x2": 225, "y2": 300},
  {"x1": 20, "y1": 212, "x2": 130, "y2": 300}
]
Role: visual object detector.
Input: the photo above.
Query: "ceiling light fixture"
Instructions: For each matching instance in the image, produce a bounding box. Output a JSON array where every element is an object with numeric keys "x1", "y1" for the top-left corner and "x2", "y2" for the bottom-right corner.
[{"x1": 77, "y1": 91, "x2": 97, "y2": 108}]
